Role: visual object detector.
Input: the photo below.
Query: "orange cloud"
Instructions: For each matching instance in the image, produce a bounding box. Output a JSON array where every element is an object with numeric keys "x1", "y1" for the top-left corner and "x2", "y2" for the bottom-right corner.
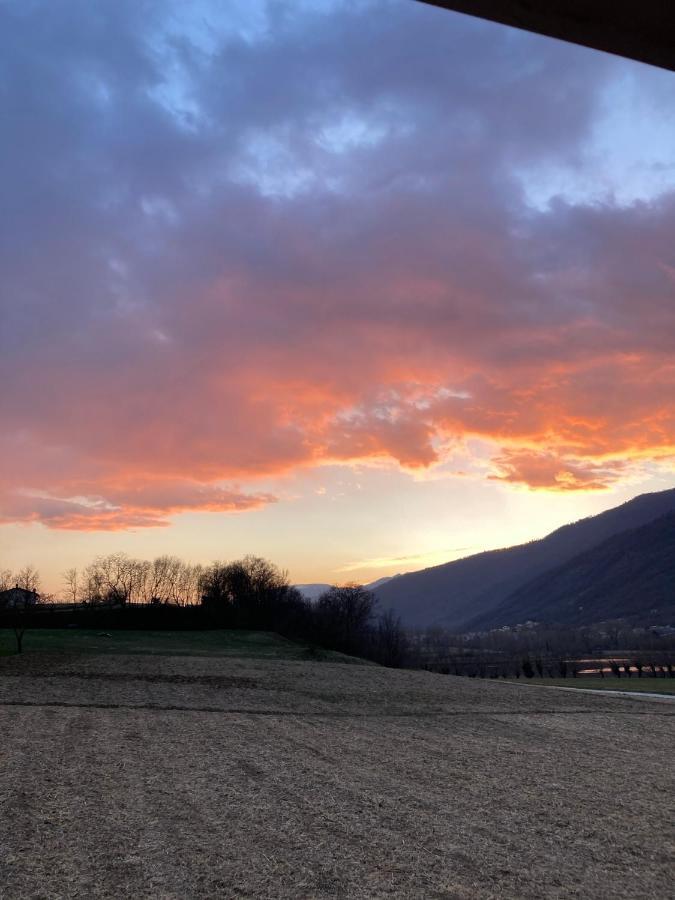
[
  {"x1": 488, "y1": 450, "x2": 628, "y2": 492},
  {"x1": 0, "y1": 483, "x2": 276, "y2": 531}
]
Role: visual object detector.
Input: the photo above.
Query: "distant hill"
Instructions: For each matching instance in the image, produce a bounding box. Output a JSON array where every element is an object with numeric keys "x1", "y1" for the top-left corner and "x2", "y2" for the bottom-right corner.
[
  {"x1": 296, "y1": 576, "x2": 394, "y2": 602},
  {"x1": 295, "y1": 583, "x2": 331, "y2": 602},
  {"x1": 472, "y1": 513, "x2": 675, "y2": 628},
  {"x1": 374, "y1": 488, "x2": 675, "y2": 630},
  {"x1": 367, "y1": 575, "x2": 397, "y2": 591}
]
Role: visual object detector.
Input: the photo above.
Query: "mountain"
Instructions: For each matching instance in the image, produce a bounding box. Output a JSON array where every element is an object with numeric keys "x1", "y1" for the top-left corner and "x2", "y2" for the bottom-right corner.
[
  {"x1": 295, "y1": 583, "x2": 331, "y2": 602},
  {"x1": 295, "y1": 576, "x2": 394, "y2": 602},
  {"x1": 366, "y1": 575, "x2": 396, "y2": 591},
  {"x1": 374, "y1": 488, "x2": 675, "y2": 630},
  {"x1": 471, "y1": 512, "x2": 675, "y2": 629}
]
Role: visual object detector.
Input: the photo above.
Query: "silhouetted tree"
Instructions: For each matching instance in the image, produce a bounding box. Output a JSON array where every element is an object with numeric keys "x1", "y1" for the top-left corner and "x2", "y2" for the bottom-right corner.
[
  {"x1": 373, "y1": 610, "x2": 408, "y2": 667},
  {"x1": 200, "y1": 556, "x2": 294, "y2": 629},
  {"x1": 315, "y1": 584, "x2": 376, "y2": 656},
  {"x1": 0, "y1": 568, "x2": 14, "y2": 592},
  {"x1": 62, "y1": 567, "x2": 79, "y2": 604},
  {"x1": 9, "y1": 589, "x2": 39, "y2": 654},
  {"x1": 16, "y1": 565, "x2": 40, "y2": 594}
]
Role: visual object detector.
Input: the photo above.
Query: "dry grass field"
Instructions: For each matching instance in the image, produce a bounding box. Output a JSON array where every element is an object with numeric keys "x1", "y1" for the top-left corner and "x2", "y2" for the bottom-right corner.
[{"x1": 1, "y1": 645, "x2": 673, "y2": 899}]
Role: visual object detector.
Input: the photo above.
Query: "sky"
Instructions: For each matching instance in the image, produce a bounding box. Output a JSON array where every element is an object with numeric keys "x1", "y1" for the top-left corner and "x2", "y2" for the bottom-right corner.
[{"x1": 1, "y1": 0, "x2": 674, "y2": 594}]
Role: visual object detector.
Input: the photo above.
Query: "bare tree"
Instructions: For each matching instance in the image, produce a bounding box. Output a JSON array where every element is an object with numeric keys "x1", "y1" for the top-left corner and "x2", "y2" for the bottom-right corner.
[
  {"x1": 8, "y1": 589, "x2": 40, "y2": 654},
  {"x1": 375, "y1": 610, "x2": 408, "y2": 667},
  {"x1": 315, "y1": 584, "x2": 376, "y2": 656},
  {"x1": 201, "y1": 555, "x2": 292, "y2": 627},
  {"x1": 62, "y1": 567, "x2": 79, "y2": 604},
  {"x1": 180, "y1": 563, "x2": 204, "y2": 606},
  {"x1": 84, "y1": 553, "x2": 145, "y2": 606},
  {"x1": 0, "y1": 568, "x2": 14, "y2": 592},
  {"x1": 16, "y1": 565, "x2": 40, "y2": 594},
  {"x1": 521, "y1": 657, "x2": 535, "y2": 678}
]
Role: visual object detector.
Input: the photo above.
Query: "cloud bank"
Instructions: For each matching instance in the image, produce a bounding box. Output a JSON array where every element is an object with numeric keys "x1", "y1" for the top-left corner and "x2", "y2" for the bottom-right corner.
[{"x1": 1, "y1": 0, "x2": 674, "y2": 529}]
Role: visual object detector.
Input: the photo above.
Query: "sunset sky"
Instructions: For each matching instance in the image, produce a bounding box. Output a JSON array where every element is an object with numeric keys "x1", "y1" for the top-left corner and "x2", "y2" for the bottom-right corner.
[{"x1": 2, "y1": 0, "x2": 675, "y2": 594}]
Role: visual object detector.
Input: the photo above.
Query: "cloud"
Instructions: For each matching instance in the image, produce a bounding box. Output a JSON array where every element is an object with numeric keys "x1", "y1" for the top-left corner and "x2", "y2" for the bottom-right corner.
[
  {"x1": 1, "y1": 0, "x2": 674, "y2": 529},
  {"x1": 0, "y1": 483, "x2": 276, "y2": 531},
  {"x1": 488, "y1": 451, "x2": 628, "y2": 492},
  {"x1": 337, "y1": 547, "x2": 474, "y2": 572}
]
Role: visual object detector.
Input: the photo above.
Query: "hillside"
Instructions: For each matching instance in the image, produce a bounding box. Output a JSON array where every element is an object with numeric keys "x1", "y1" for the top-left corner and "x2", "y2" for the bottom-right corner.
[
  {"x1": 374, "y1": 488, "x2": 675, "y2": 629},
  {"x1": 470, "y1": 512, "x2": 675, "y2": 629},
  {"x1": 296, "y1": 576, "x2": 393, "y2": 601}
]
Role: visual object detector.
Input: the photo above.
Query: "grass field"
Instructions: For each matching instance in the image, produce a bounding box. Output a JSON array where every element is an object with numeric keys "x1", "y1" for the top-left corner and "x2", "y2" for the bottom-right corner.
[
  {"x1": 517, "y1": 677, "x2": 675, "y2": 694},
  {"x1": 0, "y1": 628, "x2": 364, "y2": 663},
  {"x1": 1, "y1": 643, "x2": 673, "y2": 899}
]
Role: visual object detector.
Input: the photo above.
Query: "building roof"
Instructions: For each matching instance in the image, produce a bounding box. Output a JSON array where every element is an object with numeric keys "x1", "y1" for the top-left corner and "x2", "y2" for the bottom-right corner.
[{"x1": 0, "y1": 586, "x2": 40, "y2": 601}]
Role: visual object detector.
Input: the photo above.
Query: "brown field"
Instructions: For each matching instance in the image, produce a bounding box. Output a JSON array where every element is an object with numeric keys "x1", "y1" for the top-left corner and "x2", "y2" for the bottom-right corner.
[{"x1": 1, "y1": 650, "x2": 673, "y2": 899}]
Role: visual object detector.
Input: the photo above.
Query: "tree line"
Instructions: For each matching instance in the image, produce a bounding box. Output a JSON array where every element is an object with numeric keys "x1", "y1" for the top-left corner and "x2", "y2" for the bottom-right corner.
[
  {"x1": 5, "y1": 554, "x2": 672, "y2": 674},
  {"x1": 1, "y1": 553, "x2": 408, "y2": 667},
  {"x1": 407, "y1": 623, "x2": 675, "y2": 679}
]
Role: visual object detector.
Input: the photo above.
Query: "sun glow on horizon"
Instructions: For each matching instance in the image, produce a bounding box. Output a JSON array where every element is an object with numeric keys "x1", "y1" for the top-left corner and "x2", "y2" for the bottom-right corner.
[{"x1": 1, "y1": 0, "x2": 674, "y2": 594}]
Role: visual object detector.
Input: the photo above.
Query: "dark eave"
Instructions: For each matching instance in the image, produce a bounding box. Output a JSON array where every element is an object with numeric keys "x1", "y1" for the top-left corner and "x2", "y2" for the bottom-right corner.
[{"x1": 416, "y1": 1, "x2": 675, "y2": 72}]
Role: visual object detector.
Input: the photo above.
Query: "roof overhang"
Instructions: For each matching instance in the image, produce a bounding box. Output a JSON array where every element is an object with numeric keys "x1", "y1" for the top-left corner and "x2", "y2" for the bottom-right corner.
[{"x1": 416, "y1": 1, "x2": 675, "y2": 72}]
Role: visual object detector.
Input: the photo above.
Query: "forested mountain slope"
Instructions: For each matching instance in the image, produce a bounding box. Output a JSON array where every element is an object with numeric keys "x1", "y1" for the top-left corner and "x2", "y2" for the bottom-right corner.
[
  {"x1": 374, "y1": 488, "x2": 675, "y2": 629},
  {"x1": 471, "y1": 512, "x2": 675, "y2": 628}
]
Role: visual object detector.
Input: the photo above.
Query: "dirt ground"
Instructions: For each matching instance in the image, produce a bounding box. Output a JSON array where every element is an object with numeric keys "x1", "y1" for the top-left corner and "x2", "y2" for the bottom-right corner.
[{"x1": 0, "y1": 652, "x2": 673, "y2": 899}]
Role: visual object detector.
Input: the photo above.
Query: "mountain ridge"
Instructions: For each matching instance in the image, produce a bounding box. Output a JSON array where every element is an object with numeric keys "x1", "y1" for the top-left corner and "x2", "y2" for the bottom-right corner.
[
  {"x1": 470, "y1": 512, "x2": 675, "y2": 629},
  {"x1": 374, "y1": 487, "x2": 675, "y2": 630}
]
